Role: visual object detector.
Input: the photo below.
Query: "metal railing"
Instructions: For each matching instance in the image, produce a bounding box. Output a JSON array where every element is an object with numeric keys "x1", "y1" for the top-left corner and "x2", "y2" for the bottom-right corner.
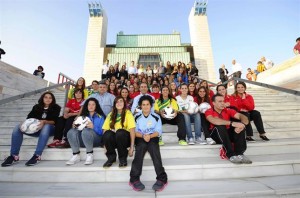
[
  {"x1": 57, "y1": 72, "x2": 76, "y2": 85},
  {"x1": 0, "y1": 81, "x2": 74, "y2": 106}
]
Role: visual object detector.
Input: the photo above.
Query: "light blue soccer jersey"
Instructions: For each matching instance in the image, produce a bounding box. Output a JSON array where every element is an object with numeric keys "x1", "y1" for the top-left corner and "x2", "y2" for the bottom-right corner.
[{"x1": 135, "y1": 113, "x2": 162, "y2": 136}]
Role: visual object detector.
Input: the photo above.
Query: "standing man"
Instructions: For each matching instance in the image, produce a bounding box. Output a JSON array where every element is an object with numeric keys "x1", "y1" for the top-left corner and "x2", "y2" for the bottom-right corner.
[
  {"x1": 158, "y1": 62, "x2": 166, "y2": 78},
  {"x1": 128, "y1": 61, "x2": 137, "y2": 76},
  {"x1": 205, "y1": 93, "x2": 251, "y2": 164},
  {"x1": 102, "y1": 60, "x2": 109, "y2": 80},
  {"x1": 219, "y1": 64, "x2": 228, "y2": 87},
  {"x1": 261, "y1": 56, "x2": 273, "y2": 70},
  {"x1": 129, "y1": 95, "x2": 168, "y2": 192},
  {"x1": 231, "y1": 59, "x2": 242, "y2": 86}
]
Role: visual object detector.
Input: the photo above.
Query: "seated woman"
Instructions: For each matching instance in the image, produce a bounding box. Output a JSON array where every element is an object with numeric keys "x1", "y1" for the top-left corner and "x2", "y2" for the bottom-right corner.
[
  {"x1": 1, "y1": 92, "x2": 61, "y2": 167},
  {"x1": 68, "y1": 77, "x2": 89, "y2": 100},
  {"x1": 188, "y1": 83, "x2": 197, "y2": 100},
  {"x1": 120, "y1": 87, "x2": 133, "y2": 110},
  {"x1": 102, "y1": 96, "x2": 135, "y2": 168},
  {"x1": 66, "y1": 98, "x2": 106, "y2": 165},
  {"x1": 231, "y1": 82, "x2": 270, "y2": 142},
  {"x1": 200, "y1": 80, "x2": 215, "y2": 99},
  {"x1": 176, "y1": 83, "x2": 202, "y2": 145},
  {"x1": 169, "y1": 82, "x2": 179, "y2": 98},
  {"x1": 195, "y1": 86, "x2": 216, "y2": 145},
  {"x1": 154, "y1": 86, "x2": 187, "y2": 146},
  {"x1": 108, "y1": 82, "x2": 118, "y2": 96},
  {"x1": 216, "y1": 84, "x2": 238, "y2": 110},
  {"x1": 48, "y1": 89, "x2": 84, "y2": 148}
]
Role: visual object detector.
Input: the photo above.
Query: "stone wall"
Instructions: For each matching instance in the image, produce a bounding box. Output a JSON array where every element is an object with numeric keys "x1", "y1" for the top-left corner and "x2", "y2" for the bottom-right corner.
[{"x1": 0, "y1": 61, "x2": 51, "y2": 99}]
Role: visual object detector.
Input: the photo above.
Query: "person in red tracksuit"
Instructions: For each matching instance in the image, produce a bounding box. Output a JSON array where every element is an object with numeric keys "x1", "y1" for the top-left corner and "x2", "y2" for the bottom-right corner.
[
  {"x1": 231, "y1": 82, "x2": 270, "y2": 142},
  {"x1": 216, "y1": 84, "x2": 238, "y2": 111}
]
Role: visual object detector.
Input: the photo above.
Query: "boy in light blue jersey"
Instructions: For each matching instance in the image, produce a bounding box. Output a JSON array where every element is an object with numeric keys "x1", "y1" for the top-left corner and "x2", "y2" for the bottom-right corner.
[{"x1": 129, "y1": 95, "x2": 168, "y2": 192}]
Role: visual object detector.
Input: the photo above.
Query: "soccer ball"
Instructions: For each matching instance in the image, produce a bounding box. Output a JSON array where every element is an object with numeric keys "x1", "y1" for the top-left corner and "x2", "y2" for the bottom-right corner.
[
  {"x1": 187, "y1": 102, "x2": 198, "y2": 114},
  {"x1": 163, "y1": 106, "x2": 175, "y2": 120},
  {"x1": 74, "y1": 116, "x2": 91, "y2": 131},
  {"x1": 20, "y1": 118, "x2": 41, "y2": 134},
  {"x1": 135, "y1": 106, "x2": 142, "y2": 113},
  {"x1": 198, "y1": 102, "x2": 211, "y2": 113}
]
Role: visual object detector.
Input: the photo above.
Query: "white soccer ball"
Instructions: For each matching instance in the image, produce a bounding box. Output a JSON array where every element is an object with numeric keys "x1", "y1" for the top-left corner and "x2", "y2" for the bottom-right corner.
[
  {"x1": 20, "y1": 118, "x2": 41, "y2": 134},
  {"x1": 163, "y1": 106, "x2": 175, "y2": 120},
  {"x1": 198, "y1": 102, "x2": 211, "y2": 113},
  {"x1": 187, "y1": 101, "x2": 198, "y2": 114},
  {"x1": 74, "y1": 116, "x2": 91, "y2": 131},
  {"x1": 135, "y1": 106, "x2": 142, "y2": 113}
]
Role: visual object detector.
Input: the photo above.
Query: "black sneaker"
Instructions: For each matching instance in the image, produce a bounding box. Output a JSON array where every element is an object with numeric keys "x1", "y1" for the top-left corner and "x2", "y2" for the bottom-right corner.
[
  {"x1": 25, "y1": 155, "x2": 41, "y2": 166},
  {"x1": 152, "y1": 180, "x2": 168, "y2": 192},
  {"x1": 246, "y1": 137, "x2": 256, "y2": 142},
  {"x1": 260, "y1": 135, "x2": 270, "y2": 141},
  {"x1": 119, "y1": 162, "x2": 127, "y2": 168},
  {"x1": 129, "y1": 180, "x2": 145, "y2": 191},
  {"x1": 1, "y1": 155, "x2": 19, "y2": 167},
  {"x1": 103, "y1": 160, "x2": 116, "y2": 168}
]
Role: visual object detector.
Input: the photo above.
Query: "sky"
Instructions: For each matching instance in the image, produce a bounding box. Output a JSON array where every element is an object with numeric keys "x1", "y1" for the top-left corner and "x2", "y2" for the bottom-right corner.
[{"x1": 0, "y1": 0, "x2": 299, "y2": 84}]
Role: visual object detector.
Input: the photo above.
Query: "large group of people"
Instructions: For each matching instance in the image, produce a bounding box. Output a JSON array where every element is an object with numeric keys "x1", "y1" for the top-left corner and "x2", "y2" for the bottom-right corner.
[{"x1": 1, "y1": 60, "x2": 270, "y2": 192}]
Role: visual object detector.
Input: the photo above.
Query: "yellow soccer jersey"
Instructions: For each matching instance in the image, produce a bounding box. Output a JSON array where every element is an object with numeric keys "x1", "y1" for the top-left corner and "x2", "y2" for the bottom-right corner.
[
  {"x1": 102, "y1": 110, "x2": 135, "y2": 132},
  {"x1": 154, "y1": 98, "x2": 179, "y2": 112}
]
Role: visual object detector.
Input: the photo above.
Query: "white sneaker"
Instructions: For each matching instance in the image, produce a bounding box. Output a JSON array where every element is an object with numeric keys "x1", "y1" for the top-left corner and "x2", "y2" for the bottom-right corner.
[
  {"x1": 188, "y1": 138, "x2": 195, "y2": 145},
  {"x1": 206, "y1": 138, "x2": 216, "y2": 145},
  {"x1": 66, "y1": 154, "x2": 80, "y2": 165},
  {"x1": 195, "y1": 137, "x2": 207, "y2": 145},
  {"x1": 84, "y1": 153, "x2": 94, "y2": 165}
]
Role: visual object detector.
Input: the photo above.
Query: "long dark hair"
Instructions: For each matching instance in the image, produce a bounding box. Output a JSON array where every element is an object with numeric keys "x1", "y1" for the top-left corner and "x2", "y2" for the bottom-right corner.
[
  {"x1": 108, "y1": 82, "x2": 118, "y2": 96},
  {"x1": 109, "y1": 96, "x2": 127, "y2": 129},
  {"x1": 196, "y1": 86, "x2": 210, "y2": 104},
  {"x1": 81, "y1": 97, "x2": 105, "y2": 118},
  {"x1": 159, "y1": 86, "x2": 174, "y2": 103},
  {"x1": 38, "y1": 91, "x2": 57, "y2": 109},
  {"x1": 120, "y1": 87, "x2": 131, "y2": 101}
]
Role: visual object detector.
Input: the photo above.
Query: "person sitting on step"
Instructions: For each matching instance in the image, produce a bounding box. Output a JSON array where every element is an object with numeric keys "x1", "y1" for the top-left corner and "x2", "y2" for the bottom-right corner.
[
  {"x1": 231, "y1": 82, "x2": 270, "y2": 142},
  {"x1": 102, "y1": 96, "x2": 136, "y2": 168},
  {"x1": 205, "y1": 93, "x2": 252, "y2": 164},
  {"x1": 154, "y1": 86, "x2": 188, "y2": 146},
  {"x1": 47, "y1": 89, "x2": 84, "y2": 148},
  {"x1": 66, "y1": 98, "x2": 105, "y2": 165},
  {"x1": 67, "y1": 77, "x2": 89, "y2": 100},
  {"x1": 1, "y1": 92, "x2": 61, "y2": 167}
]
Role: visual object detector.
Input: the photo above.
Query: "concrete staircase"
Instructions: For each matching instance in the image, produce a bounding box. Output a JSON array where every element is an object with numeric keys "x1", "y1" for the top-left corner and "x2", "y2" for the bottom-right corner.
[{"x1": 0, "y1": 85, "x2": 300, "y2": 197}]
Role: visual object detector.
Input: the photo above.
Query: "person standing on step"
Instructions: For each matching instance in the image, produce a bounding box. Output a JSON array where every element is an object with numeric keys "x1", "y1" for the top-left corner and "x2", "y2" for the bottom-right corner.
[
  {"x1": 47, "y1": 89, "x2": 84, "y2": 148},
  {"x1": 102, "y1": 96, "x2": 135, "y2": 168},
  {"x1": 154, "y1": 86, "x2": 188, "y2": 146},
  {"x1": 231, "y1": 82, "x2": 270, "y2": 142},
  {"x1": 66, "y1": 97, "x2": 105, "y2": 165},
  {"x1": 129, "y1": 95, "x2": 168, "y2": 192},
  {"x1": 205, "y1": 93, "x2": 252, "y2": 164},
  {"x1": 219, "y1": 64, "x2": 229, "y2": 87},
  {"x1": 1, "y1": 92, "x2": 61, "y2": 167},
  {"x1": 232, "y1": 59, "x2": 243, "y2": 86}
]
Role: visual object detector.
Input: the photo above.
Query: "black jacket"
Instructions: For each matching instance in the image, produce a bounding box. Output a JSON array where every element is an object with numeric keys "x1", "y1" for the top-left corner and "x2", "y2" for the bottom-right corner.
[{"x1": 27, "y1": 104, "x2": 61, "y2": 124}]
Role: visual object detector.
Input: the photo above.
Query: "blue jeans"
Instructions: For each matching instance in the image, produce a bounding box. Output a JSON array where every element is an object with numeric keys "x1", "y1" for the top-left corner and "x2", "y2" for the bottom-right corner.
[
  {"x1": 67, "y1": 128, "x2": 102, "y2": 154},
  {"x1": 182, "y1": 112, "x2": 201, "y2": 139},
  {"x1": 10, "y1": 124, "x2": 55, "y2": 156}
]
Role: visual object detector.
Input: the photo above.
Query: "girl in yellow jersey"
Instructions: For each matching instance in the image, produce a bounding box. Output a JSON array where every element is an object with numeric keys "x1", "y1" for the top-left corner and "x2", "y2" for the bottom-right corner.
[
  {"x1": 154, "y1": 86, "x2": 188, "y2": 146},
  {"x1": 102, "y1": 96, "x2": 136, "y2": 168}
]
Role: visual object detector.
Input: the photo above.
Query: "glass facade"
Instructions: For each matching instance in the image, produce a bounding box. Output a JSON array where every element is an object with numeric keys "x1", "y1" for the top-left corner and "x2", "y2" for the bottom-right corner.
[{"x1": 138, "y1": 54, "x2": 161, "y2": 68}]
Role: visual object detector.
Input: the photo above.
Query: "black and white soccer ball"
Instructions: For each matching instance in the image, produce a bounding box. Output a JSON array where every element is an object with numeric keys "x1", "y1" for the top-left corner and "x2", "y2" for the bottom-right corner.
[
  {"x1": 74, "y1": 116, "x2": 91, "y2": 131},
  {"x1": 20, "y1": 118, "x2": 41, "y2": 134},
  {"x1": 163, "y1": 106, "x2": 175, "y2": 119}
]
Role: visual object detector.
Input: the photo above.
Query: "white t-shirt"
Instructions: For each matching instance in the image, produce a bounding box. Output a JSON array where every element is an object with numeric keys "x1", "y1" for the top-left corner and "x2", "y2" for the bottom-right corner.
[
  {"x1": 263, "y1": 59, "x2": 273, "y2": 69},
  {"x1": 175, "y1": 95, "x2": 194, "y2": 110},
  {"x1": 128, "y1": 66, "x2": 137, "y2": 75},
  {"x1": 102, "y1": 64, "x2": 108, "y2": 74},
  {"x1": 232, "y1": 63, "x2": 242, "y2": 73}
]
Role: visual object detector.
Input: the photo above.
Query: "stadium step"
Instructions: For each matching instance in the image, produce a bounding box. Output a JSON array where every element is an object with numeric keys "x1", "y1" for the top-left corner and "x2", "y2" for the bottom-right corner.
[{"x1": 0, "y1": 175, "x2": 299, "y2": 198}]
